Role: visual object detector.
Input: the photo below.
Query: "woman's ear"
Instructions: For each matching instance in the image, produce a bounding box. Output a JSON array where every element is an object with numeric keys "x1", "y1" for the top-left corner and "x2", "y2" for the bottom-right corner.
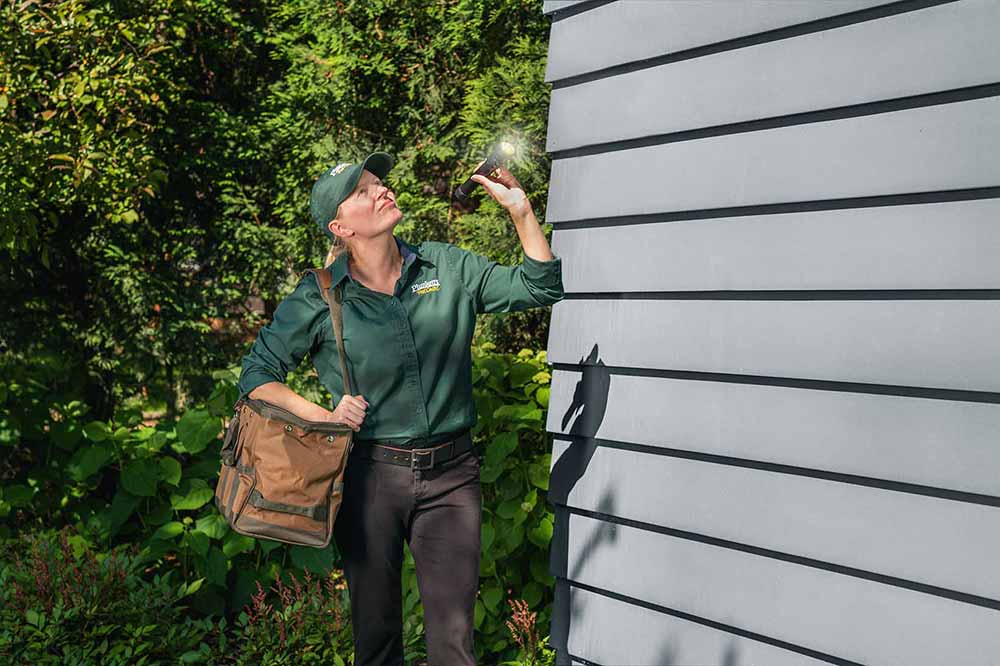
[{"x1": 328, "y1": 218, "x2": 350, "y2": 239}]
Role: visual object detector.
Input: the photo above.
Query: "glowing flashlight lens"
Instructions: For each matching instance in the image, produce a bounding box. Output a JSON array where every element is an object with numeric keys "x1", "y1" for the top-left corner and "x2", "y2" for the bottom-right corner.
[{"x1": 499, "y1": 141, "x2": 516, "y2": 156}]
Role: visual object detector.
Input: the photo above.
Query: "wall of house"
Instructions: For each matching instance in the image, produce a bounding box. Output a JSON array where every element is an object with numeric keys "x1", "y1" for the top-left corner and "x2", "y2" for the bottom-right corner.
[{"x1": 540, "y1": 1, "x2": 1000, "y2": 664}]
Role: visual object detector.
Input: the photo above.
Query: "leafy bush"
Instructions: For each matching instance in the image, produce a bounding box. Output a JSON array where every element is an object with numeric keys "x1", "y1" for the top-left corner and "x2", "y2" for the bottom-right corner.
[
  {"x1": 1, "y1": 0, "x2": 555, "y2": 422},
  {"x1": 0, "y1": 341, "x2": 557, "y2": 665},
  {"x1": 227, "y1": 569, "x2": 353, "y2": 665},
  {"x1": 0, "y1": 526, "x2": 219, "y2": 665}
]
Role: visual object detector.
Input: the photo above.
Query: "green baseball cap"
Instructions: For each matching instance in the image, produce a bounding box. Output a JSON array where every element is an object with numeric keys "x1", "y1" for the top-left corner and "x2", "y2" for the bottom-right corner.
[{"x1": 310, "y1": 152, "x2": 395, "y2": 239}]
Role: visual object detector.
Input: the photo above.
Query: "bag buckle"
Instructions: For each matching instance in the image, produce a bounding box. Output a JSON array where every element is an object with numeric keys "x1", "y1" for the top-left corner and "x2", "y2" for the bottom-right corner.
[{"x1": 410, "y1": 446, "x2": 437, "y2": 471}]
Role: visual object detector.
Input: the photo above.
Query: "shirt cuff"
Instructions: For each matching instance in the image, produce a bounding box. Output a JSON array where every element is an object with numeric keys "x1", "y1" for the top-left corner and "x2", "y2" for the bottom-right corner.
[{"x1": 521, "y1": 253, "x2": 563, "y2": 290}]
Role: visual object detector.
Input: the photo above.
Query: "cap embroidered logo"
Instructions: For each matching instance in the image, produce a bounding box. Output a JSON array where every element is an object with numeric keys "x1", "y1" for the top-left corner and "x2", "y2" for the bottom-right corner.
[{"x1": 330, "y1": 163, "x2": 352, "y2": 176}]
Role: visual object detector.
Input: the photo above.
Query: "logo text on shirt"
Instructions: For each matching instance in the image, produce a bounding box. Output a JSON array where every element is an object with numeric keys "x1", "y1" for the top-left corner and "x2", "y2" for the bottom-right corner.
[{"x1": 411, "y1": 279, "x2": 441, "y2": 295}]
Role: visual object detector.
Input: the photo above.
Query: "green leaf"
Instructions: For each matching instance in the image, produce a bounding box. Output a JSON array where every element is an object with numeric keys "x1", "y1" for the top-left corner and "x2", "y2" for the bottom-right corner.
[
  {"x1": 152, "y1": 521, "x2": 185, "y2": 540},
  {"x1": 482, "y1": 584, "x2": 502, "y2": 611},
  {"x1": 493, "y1": 403, "x2": 542, "y2": 422},
  {"x1": 530, "y1": 552, "x2": 554, "y2": 586},
  {"x1": 522, "y1": 581, "x2": 543, "y2": 609},
  {"x1": 484, "y1": 431, "x2": 518, "y2": 469},
  {"x1": 83, "y1": 420, "x2": 111, "y2": 442},
  {"x1": 497, "y1": 498, "x2": 521, "y2": 519},
  {"x1": 196, "y1": 513, "x2": 229, "y2": 540},
  {"x1": 107, "y1": 488, "x2": 142, "y2": 532},
  {"x1": 158, "y1": 457, "x2": 182, "y2": 485},
  {"x1": 203, "y1": 546, "x2": 228, "y2": 587},
  {"x1": 505, "y1": 523, "x2": 524, "y2": 550},
  {"x1": 121, "y1": 459, "x2": 159, "y2": 496},
  {"x1": 474, "y1": 599, "x2": 485, "y2": 629},
  {"x1": 180, "y1": 577, "x2": 205, "y2": 597},
  {"x1": 170, "y1": 478, "x2": 213, "y2": 511},
  {"x1": 481, "y1": 522, "x2": 495, "y2": 552},
  {"x1": 534, "y1": 386, "x2": 549, "y2": 408},
  {"x1": 290, "y1": 544, "x2": 334, "y2": 573},
  {"x1": 479, "y1": 461, "x2": 504, "y2": 485},
  {"x1": 4, "y1": 485, "x2": 32, "y2": 507},
  {"x1": 527, "y1": 462, "x2": 549, "y2": 491},
  {"x1": 521, "y1": 489, "x2": 537, "y2": 513},
  {"x1": 186, "y1": 530, "x2": 210, "y2": 557},
  {"x1": 26, "y1": 609, "x2": 40, "y2": 627},
  {"x1": 260, "y1": 540, "x2": 283, "y2": 555},
  {"x1": 222, "y1": 532, "x2": 255, "y2": 558},
  {"x1": 528, "y1": 516, "x2": 554, "y2": 548},
  {"x1": 174, "y1": 409, "x2": 220, "y2": 454},
  {"x1": 508, "y1": 362, "x2": 538, "y2": 387},
  {"x1": 146, "y1": 501, "x2": 174, "y2": 526},
  {"x1": 66, "y1": 444, "x2": 113, "y2": 481}
]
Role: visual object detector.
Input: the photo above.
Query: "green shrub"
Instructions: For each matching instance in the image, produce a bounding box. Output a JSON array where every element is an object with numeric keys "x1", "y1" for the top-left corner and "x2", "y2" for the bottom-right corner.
[
  {"x1": 0, "y1": 525, "x2": 220, "y2": 665},
  {"x1": 228, "y1": 569, "x2": 353, "y2": 665},
  {"x1": 0, "y1": 341, "x2": 557, "y2": 665}
]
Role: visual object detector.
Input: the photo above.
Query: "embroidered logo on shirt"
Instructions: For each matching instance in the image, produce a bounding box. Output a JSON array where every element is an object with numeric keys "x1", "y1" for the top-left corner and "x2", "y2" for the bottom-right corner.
[
  {"x1": 329, "y1": 162, "x2": 352, "y2": 177},
  {"x1": 411, "y1": 279, "x2": 441, "y2": 295}
]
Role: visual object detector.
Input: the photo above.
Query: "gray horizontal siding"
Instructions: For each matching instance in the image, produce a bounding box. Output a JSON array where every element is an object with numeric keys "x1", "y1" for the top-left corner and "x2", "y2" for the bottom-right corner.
[
  {"x1": 547, "y1": 370, "x2": 1000, "y2": 498},
  {"x1": 547, "y1": 1, "x2": 1000, "y2": 151},
  {"x1": 550, "y1": 439, "x2": 1000, "y2": 601},
  {"x1": 550, "y1": 198, "x2": 1000, "y2": 291},
  {"x1": 547, "y1": 299, "x2": 1000, "y2": 392},
  {"x1": 555, "y1": 512, "x2": 1000, "y2": 665},
  {"x1": 546, "y1": 94, "x2": 1000, "y2": 222},
  {"x1": 558, "y1": 584, "x2": 826, "y2": 665},
  {"x1": 542, "y1": 1, "x2": 1000, "y2": 663},
  {"x1": 544, "y1": 0, "x2": 895, "y2": 82}
]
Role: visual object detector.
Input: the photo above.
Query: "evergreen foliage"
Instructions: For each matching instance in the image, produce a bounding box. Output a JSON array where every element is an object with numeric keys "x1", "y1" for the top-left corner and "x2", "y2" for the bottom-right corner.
[{"x1": 1, "y1": 0, "x2": 554, "y2": 419}]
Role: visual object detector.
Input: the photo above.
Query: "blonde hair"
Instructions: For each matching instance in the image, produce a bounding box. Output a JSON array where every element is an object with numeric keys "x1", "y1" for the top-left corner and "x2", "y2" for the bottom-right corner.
[
  {"x1": 324, "y1": 235, "x2": 350, "y2": 268},
  {"x1": 323, "y1": 214, "x2": 352, "y2": 268}
]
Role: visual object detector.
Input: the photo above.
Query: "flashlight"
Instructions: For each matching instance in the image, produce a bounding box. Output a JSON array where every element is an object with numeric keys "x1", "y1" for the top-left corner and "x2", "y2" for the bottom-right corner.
[{"x1": 453, "y1": 141, "x2": 517, "y2": 201}]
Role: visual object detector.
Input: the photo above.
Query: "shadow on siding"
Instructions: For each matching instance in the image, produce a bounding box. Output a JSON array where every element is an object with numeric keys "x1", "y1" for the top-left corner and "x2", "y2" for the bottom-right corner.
[{"x1": 549, "y1": 344, "x2": 614, "y2": 664}]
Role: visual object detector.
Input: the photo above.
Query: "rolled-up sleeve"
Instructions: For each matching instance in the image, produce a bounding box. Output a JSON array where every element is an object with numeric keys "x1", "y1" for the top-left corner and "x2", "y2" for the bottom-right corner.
[
  {"x1": 236, "y1": 275, "x2": 327, "y2": 403},
  {"x1": 441, "y1": 242, "x2": 565, "y2": 314}
]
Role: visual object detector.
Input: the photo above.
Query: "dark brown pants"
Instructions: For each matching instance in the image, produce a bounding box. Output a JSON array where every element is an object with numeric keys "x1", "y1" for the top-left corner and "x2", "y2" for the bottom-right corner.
[{"x1": 333, "y1": 446, "x2": 482, "y2": 666}]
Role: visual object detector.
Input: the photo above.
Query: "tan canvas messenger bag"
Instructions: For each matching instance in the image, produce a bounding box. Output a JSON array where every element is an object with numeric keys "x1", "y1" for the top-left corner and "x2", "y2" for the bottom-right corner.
[{"x1": 214, "y1": 267, "x2": 354, "y2": 548}]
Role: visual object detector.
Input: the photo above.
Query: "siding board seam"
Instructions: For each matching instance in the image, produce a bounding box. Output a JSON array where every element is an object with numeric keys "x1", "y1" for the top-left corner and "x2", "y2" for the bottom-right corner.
[
  {"x1": 549, "y1": 0, "x2": 957, "y2": 89},
  {"x1": 555, "y1": 577, "x2": 859, "y2": 665},
  {"x1": 548, "y1": 363, "x2": 1000, "y2": 406},
  {"x1": 555, "y1": 506, "x2": 1000, "y2": 612},
  {"x1": 564, "y1": 653, "x2": 600, "y2": 666},
  {"x1": 549, "y1": 433, "x2": 1000, "y2": 509},
  {"x1": 549, "y1": 84, "x2": 1000, "y2": 159},
  {"x1": 549, "y1": 188, "x2": 1000, "y2": 229},
  {"x1": 545, "y1": 0, "x2": 615, "y2": 22}
]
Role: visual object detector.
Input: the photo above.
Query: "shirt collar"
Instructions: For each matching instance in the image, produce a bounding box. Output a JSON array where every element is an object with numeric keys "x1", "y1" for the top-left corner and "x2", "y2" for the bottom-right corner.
[{"x1": 328, "y1": 235, "x2": 432, "y2": 288}]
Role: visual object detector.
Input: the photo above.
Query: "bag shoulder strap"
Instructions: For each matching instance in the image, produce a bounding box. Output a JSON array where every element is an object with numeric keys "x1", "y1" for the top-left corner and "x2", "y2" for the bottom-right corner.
[{"x1": 303, "y1": 268, "x2": 354, "y2": 401}]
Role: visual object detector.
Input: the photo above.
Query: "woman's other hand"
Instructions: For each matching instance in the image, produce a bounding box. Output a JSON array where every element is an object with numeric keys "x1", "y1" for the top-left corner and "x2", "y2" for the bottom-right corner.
[{"x1": 330, "y1": 394, "x2": 369, "y2": 432}]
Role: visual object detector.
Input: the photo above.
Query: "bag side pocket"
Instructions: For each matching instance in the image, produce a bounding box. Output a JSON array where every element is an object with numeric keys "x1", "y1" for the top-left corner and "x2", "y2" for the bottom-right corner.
[{"x1": 220, "y1": 408, "x2": 242, "y2": 467}]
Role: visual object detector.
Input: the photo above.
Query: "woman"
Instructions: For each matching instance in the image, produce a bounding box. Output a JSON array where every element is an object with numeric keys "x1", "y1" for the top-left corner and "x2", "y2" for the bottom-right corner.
[{"x1": 236, "y1": 151, "x2": 564, "y2": 666}]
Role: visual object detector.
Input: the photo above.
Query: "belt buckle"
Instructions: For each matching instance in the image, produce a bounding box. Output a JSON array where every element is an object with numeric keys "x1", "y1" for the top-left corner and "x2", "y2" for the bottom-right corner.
[{"x1": 410, "y1": 446, "x2": 436, "y2": 471}]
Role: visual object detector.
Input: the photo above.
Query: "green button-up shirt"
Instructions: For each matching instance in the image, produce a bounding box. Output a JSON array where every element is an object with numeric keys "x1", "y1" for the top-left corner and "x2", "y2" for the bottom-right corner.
[{"x1": 237, "y1": 235, "x2": 564, "y2": 448}]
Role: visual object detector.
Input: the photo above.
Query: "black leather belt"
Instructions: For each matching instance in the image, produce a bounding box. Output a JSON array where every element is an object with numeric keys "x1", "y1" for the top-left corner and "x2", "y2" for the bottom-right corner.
[{"x1": 351, "y1": 430, "x2": 476, "y2": 470}]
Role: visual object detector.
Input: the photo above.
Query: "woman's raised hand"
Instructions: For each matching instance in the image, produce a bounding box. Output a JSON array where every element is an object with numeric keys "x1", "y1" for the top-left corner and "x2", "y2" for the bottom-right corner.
[
  {"x1": 331, "y1": 394, "x2": 369, "y2": 432},
  {"x1": 470, "y1": 161, "x2": 530, "y2": 215}
]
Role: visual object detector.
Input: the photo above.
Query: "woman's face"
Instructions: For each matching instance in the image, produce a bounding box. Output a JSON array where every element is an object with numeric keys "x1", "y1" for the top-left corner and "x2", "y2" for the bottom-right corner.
[{"x1": 328, "y1": 168, "x2": 402, "y2": 241}]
